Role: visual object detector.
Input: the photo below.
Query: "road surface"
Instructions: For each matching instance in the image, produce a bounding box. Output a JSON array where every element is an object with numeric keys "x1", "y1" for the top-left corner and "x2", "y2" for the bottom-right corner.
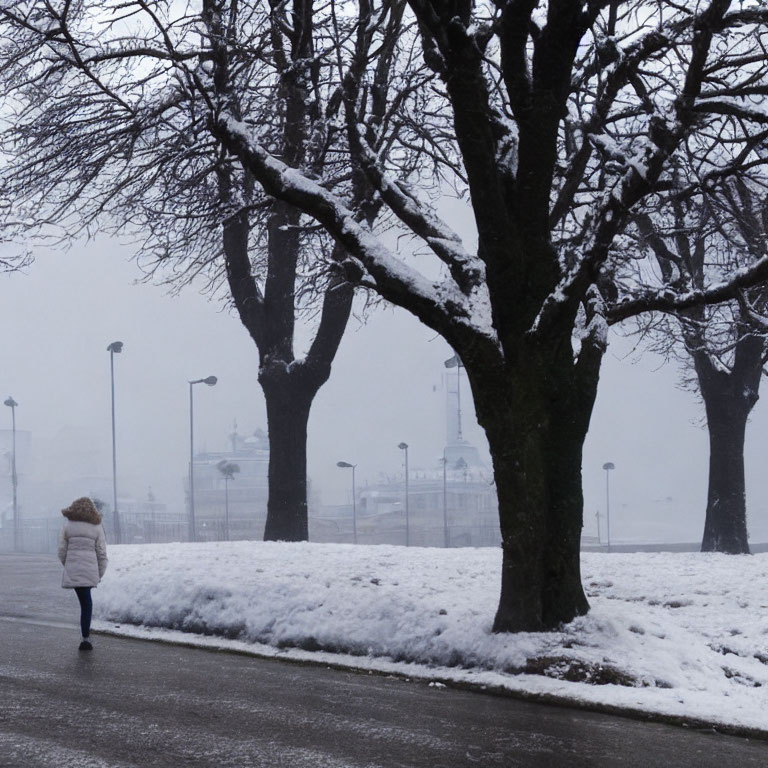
[{"x1": 1, "y1": 553, "x2": 765, "y2": 767}]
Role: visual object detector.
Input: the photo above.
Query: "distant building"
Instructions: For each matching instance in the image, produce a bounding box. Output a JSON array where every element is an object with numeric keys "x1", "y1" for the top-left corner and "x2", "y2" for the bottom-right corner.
[
  {"x1": 312, "y1": 357, "x2": 501, "y2": 547},
  {"x1": 358, "y1": 453, "x2": 499, "y2": 547},
  {"x1": 186, "y1": 425, "x2": 269, "y2": 541}
]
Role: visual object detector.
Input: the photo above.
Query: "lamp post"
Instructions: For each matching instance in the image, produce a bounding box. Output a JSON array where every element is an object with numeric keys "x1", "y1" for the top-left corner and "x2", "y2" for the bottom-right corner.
[
  {"x1": 106, "y1": 342, "x2": 123, "y2": 544},
  {"x1": 398, "y1": 442, "x2": 409, "y2": 546},
  {"x1": 216, "y1": 460, "x2": 239, "y2": 541},
  {"x1": 602, "y1": 462, "x2": 615, "y2": 550},
  {"x1": 4, "y1": 397, "x2": 18, "y2": 551},
  {"x1": 189, "y1": 375, "x2": 217, "y2": 542},
  {"x1": 336, "y1": 461, "x2": 357, "y2": 544},
  {"x1": 441, "y1": 452, "x2": 448, "y2": 548}
]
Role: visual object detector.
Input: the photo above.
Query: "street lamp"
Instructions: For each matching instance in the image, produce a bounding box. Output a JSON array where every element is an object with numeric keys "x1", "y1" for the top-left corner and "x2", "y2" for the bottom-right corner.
[
  {"x1": 189, "y1": 375, "x2": 217, "y2": 542},
  {"x1": 398, "y1": 442, "x2": 410, "y2": 546},
  {"x1": 440, "y1": 452, "x2": 448, "y2": 548},
  {"x1": 602, "y1": 462, "x2": 615, "y2": 550},
  {"x1": 336, "y1": 461, "x2": 357, "y2": 544},
  {"x1": 4, "y1": 397, "x2": 18, "y2": 551},
  {"x1": 106, "y1": 342, "x2": 123, "y2": 544},
  {"x1": 216, "y1": 459, "x2": 239, "y2": 541}
]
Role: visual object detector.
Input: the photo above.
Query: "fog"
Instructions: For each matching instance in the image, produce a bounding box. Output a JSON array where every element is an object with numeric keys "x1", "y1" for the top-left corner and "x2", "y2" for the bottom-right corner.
[{"x1": 1, "y1": 237, "x2": 767, "y2": 543}]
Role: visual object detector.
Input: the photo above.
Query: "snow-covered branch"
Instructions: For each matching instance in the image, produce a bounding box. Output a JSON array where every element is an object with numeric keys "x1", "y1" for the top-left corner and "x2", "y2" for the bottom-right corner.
[
  {"x1": 212, "y1": 115, "x2": 492, "y2": 337},
  {"x1": 607, "y1": 256, "x2": 768, "y2": 325},
  {"x1": 540, "y1": 0, "x2": 746, "y2": 339},
  {"x1": 692, "y1": 97, "x2": 768, "y2": 124},
  {"x1": 349, "y1": 129, "x2": 482, "y2": 293},
  {"x1": 736, "y1": 291, "x2": 768, "y2": 333}
]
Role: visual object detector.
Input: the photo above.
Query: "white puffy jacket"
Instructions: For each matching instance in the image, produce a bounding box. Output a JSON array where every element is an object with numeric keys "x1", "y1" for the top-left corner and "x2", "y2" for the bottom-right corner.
[{"x1": 58, "y1": 520, "x2": 108, "y2": 588}]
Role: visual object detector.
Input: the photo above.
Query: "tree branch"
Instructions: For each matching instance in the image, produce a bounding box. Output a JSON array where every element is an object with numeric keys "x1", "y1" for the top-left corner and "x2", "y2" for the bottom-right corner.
[
  {"x1": 607, "y1": 256, "x2": 768, "y2": 325},
  {"x1": 212, "y1": 114, "x2": 472, "y2": 335}
]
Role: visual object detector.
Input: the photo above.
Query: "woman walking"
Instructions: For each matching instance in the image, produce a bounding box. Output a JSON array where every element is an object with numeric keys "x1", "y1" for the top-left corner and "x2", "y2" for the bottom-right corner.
[{"x1": 58, "y1": 497, "x2": 108, "y2": 651}]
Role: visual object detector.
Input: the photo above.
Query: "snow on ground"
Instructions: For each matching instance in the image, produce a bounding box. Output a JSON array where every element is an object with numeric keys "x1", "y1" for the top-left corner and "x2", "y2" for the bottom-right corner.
[{"x1": 94, "y1": 542, "x2": 768, "y2": 732}]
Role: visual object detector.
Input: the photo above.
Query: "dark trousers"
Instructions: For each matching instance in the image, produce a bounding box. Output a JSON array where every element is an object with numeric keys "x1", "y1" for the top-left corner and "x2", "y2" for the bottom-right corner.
[{"x1": 74, "y1": 587, "x2": 92, "y2": 638}]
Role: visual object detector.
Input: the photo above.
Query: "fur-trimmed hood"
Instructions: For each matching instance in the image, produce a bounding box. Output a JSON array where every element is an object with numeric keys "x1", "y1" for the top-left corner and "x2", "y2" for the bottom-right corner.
[{"x1": 61, "y1": 497, "x2": 102, "y2": 525}]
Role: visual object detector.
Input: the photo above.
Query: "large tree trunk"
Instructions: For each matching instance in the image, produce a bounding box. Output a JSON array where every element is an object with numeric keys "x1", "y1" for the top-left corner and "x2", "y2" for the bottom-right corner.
[
  {"x1": 222, "y1": 195, "x2": 354, "y2": 543},
  {"x1": 260, "y1": 369, "x2": 315, "y2": 541},
  {"x1": 698, "y1": 375, "x2": 753, "y2": 555},
  {"x1": 467, "y1": 343, "x2": 596, "y2": 632},
  {"x1": 693, "y1": 334, "x2": 762, "y2": 555},
  {"x1": 701, "y1": 406, "x2": 750, "y2": 554}
]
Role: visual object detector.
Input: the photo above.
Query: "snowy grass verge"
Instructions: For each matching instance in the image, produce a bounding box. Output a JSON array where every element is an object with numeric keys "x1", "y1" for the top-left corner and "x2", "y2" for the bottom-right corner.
[{"x1": 93, "y1": 542, "x2": 768, "y2": 733}]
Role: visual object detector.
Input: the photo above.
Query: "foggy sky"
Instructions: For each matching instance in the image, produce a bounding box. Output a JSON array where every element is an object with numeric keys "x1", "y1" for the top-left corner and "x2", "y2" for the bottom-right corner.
[{"x1": 1, "y1": 236, "x2": 767, "y2": 543}]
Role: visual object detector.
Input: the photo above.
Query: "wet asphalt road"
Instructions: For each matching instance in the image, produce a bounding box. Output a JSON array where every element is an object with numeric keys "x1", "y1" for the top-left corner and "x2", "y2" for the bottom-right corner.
[{"x1": 1, "y1": 553, "x2": 767, "y2": 767}]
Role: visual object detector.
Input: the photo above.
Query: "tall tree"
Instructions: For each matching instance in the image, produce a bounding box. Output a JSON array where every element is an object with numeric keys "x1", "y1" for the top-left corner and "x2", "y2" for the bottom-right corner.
[
  {"x1": 210, "y1": 0, "x2": 768, "y2": 630},
  {"x1": 0, "y1": 0, "x2": 414, "y2": 540},
  {"x1": 628, "y1": 175, "x2": 768, "y2": 554}
]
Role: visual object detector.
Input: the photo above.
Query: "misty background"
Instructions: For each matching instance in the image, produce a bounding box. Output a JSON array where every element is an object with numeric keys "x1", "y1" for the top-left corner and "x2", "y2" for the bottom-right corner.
[{"x1": 1, "y1": 236, "x2": 767, "y2": 544}]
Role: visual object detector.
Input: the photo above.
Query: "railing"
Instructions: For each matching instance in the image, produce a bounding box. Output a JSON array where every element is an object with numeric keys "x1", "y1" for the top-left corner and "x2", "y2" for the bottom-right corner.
[
  {"x1": 309, "y1": 518, "x2": 502, "y2": 548},
  {"x1": 0, "y1": 515, "x2": 502, "y2": 552}
]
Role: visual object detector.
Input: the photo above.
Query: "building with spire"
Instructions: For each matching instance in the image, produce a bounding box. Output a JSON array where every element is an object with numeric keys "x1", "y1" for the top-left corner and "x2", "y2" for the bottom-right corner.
[{"x1": 312, "y1": 353, "x2": 501, "y2": 547}]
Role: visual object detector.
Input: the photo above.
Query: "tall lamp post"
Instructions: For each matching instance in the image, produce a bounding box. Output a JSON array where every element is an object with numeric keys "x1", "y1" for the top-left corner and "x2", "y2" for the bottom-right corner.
[
  {"x1": 441, "y1": 452, "x2": 448, "y2": 548},
  {"x1": 336, "y1": 461, "x2": 357, "y2": 544},
  {"x1": 398, "y1": 442, "x2": 410, "y2": 546},
  {"x1": 216, "y1": 460, "x2": 239, "y2": 541},
  {"x1": 602, "y1": 462, "x2": 615, "y2": 550},
  {"x1": 189, "y1": 376, "x2": 217, "y2": 542},
  {"x1": 4, "y1": 397, "x2": 18, "y2": 551},
  {"x1": 106, "y1": 342, "x2": 124, "y2": 544}
]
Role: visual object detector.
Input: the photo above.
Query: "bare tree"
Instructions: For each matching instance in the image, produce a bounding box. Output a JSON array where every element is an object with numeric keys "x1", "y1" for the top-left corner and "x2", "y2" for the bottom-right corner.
[
  {"x1": 209, "y1": 0, "x2": 768, "y2": 631},
  {"x1": 0, "y1": 0, "x2": 419, "y2": 541},
  {"x1": 625, "y1": 170, "x2": 768, "y2": 554}
]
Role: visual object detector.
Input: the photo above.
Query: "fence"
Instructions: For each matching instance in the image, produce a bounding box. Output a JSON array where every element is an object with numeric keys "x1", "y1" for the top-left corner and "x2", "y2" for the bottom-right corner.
[
  {"x1": 308, "y1": 518, "x2": 502, "y2": 548},
  {"x1": 0, "y1": 513, "x2": 190, "y2": 554},
  {"x1": 1, "y1": 515, "x2": 502, "y2": 553}
]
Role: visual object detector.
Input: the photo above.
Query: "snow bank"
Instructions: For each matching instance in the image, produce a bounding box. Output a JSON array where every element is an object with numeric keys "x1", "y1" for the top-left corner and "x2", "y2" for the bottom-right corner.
[{"x1": 94, "y1": 542, "x2": 768, "y2": 732}]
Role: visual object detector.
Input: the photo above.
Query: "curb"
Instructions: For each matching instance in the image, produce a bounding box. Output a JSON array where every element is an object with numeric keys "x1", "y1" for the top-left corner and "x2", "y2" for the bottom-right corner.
[{"x1": 94, "y1": 624, "x2": 768, "y2": 743}]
